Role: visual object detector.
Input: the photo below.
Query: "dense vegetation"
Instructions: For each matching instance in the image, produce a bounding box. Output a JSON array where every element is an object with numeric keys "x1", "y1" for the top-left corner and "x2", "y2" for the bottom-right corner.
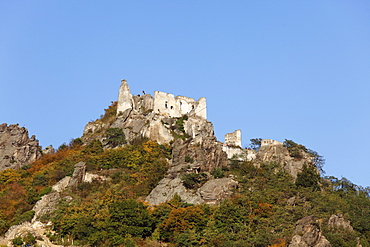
[
  {"x1": 1, "y1": 104, "x2": 369, "y2": 246},
  {"x1": 2, "y1": 139, "x2": 369, "y2": 246}
]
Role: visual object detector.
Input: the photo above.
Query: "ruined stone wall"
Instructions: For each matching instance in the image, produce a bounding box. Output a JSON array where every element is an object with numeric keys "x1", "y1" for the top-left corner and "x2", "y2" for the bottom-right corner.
[
  {"x1": 116, "y1": 79, "x2": 207, "y2": 119},
  {"x1": 261, "y1": 139, "x2": 283, "y2": 146},
  {"x1": 153, "y1": 91, "x2": 181, "y2": 117},
  {"x1": 224, "y1": 129, "x2": 242, "y2": 147},
  {"x1": 153, "y1": 91, "x2": 206, "y2": 118}
]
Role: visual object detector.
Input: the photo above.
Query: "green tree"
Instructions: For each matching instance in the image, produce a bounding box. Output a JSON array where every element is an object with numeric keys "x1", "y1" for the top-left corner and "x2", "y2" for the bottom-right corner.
[
  {"x1": 108, "y1": 199, "x2": 154, "y2": 239},
  {"x1": 248, "y1": 138, "x2": 262, "y2": 151},
  {"x1": 104, "y1": 128, "x2": 126, "y2": 148},
  {"x1": 296, "y1": 164, "x2": 320, "y2": 190}
]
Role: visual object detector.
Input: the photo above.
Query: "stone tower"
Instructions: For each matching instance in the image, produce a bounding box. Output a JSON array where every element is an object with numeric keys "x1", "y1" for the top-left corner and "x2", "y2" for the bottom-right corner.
[{"x1": 117, "y1": 79, "x2": 134, "y2": 115}]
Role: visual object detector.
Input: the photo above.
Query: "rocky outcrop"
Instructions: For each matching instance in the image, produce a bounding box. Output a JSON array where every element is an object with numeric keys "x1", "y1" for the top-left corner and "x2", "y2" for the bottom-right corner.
[
  {"x1": 146, "y1": 176, "x2": 238, "y2": 205},
  {"x1": 32, "y1": 163, "x2": 86, "y2": 224},
  {"x1": 328, "y1": 213, "x2": 354, "y2": 232},
  {"x1": 146, "y1": 135, "x2": 233, "y2": 205},
  {"x1": 68, "y1": 161, "x2": 86, "y2": 189},
  {"x1": 256, "y1": 141, "x2": 315, "y2": 179},
  {"x1": 83, "y1": 80, "x2": 213, "y2": 147},
  {"x1": 0, "y1": 221, "x2": 63, "y2": 247},
  {"x1": 146, "y1": 177, "x2": 204, "y2": 205},
  {"x1": 289, "y1": 215, "x2": 331, "y2": 247},
  {"x1": 0, "y1": 162, "x2": 88, "y2": 246},
  {"x1": 0, "y1": 123, "x2": 41, "y2": 171},
  {"x1": 42, "y1": 145, "x2": 55, "y2": 155},
  {"x1": 146, "y1": 133, "x2": 234, "y2": 205},
  {"x1": 199, "y1": 178, "x2": 238, "y2": 205},
  {"x1": 171, "y1": 137, "x2": 228, "y2": 173}
]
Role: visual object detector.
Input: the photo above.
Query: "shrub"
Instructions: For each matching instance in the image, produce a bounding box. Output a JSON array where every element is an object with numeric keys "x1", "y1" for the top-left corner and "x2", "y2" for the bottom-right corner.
[
  {"x1": 211, "y1": 168, "x2": 224, "y2": 178},
  {"x1": 39, "y1": 186, "x2": 52, "y2": 196},
  {"x1": 181, "y1": 173, "x2": 208, "y2": 189},
  {"x1": 12, "y1": 236, "x2": 23, "y2": 246},
  {"x1": 23, "y1": 232, "x2": 36, "y2": 245},
  {"x1": 184, "y1": 156, "x2": 194, "y2": 163},
  {"x1": 13, "y1": 210, "x2": 35, "y2": 225}
]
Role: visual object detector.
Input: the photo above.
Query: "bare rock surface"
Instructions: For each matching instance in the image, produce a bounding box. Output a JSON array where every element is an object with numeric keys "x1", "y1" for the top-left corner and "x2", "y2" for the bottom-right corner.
[
  {"x1": 146, "y1": 177, "x2": 204, "y2": 205},
  {"x1": 0, "y1": 123, "x2": 41, "y2": 171},
  {"x1": 0, "y1": 221, "x2": 63, "y2": 247},
  {"x1": 146, "y1": 175, "x2": 238, "y2": 206},
  {"x1": 68, "y1": 161, "x2": 86, "y2": 189},
  {"x1": 199, "y1": 178, "x2": 238, "y2": 205},
  {"x1": 328, "y1": 213, "x2": 354, "y2": 231},
  {"x1": 257, "y1": 142, "x2": 315, "y2": 179},
  {"x1": 289, "y1": 215, "x2": 331, "y2": 247},
  {"x1": 146, "y1": 134, "x2": 232, "y2": 205}
]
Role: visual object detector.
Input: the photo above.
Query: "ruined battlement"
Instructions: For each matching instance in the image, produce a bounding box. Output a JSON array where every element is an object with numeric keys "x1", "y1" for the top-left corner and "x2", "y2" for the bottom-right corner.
[
  {"x1": 117, "y1": 79, "x2": 207, "y2": 119},
  {"x1": 261, "y1": 139, "x2": 283, "y2": 146},
  {"x1": 224, "y1": 130, "x2": 242, "y2": 147}
]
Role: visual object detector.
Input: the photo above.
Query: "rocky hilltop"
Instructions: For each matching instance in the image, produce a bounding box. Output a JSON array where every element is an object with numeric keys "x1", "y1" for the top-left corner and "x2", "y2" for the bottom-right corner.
[
  {"x1": 0, "y1": 123, "x2": 41, "y2": 171},
  {"x1": 1, "y1": 80, "x2": 368, "y2": 247},
  {"x1": 81, "y1": 80, "x2": 319, "y2": 206}
]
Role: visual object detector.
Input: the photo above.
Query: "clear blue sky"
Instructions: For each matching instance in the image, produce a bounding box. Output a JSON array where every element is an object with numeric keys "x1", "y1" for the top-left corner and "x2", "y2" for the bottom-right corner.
[{"x1": 1, "y1": 1, "x2": 369, "y2": 188}]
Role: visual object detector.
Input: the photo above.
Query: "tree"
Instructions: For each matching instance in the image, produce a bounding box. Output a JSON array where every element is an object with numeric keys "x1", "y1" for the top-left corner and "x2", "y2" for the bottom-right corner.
[
  {"x1": 108, "y1": 199, "x2": 154, "y2": 239},
  {"x1": 307, "y1": 149, "x2": 325, "y2": 173},
  {"x1": 103, "y1": 128, "x2": 126, "y2": 148},
  {"x1": 284, "y1": 139, "x2": 325, "y2": 172},
  {"x1": 248, "y1": 138, "x2": 262, "y2": 151},
  {"x1": 296, "y1": 164, "x2": 320, "y2": 190}
]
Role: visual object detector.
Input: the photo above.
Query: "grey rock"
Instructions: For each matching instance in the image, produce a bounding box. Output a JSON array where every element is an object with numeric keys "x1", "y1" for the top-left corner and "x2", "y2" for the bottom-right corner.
[
  {"x1": 199, "y1": 178, "x2": 238, "y2": 205},
  {"x1": 145, "y1": 176, "x2": 204, "y2": 205},
  {"x1": 0, "y1": 123, "x2": 41, "y2": 171},
  {"x1": 68, "y1": 161, "x2": 86, "y2": 189},
  {"x1": 42, "y1": 145, "x2": 55, "y2": 155},
  {"x1": 289, "y1": 215, "x2": 331, "y2": 247},
  {"x1": 145, "y1": 176, "x2": 238, "y2": 206},
  {"x1": 328, "y1": 213, "x2": 354, "y2": 231},
  {"x1": 257, "y1": 142, "x2": 316, "y2": 179}
]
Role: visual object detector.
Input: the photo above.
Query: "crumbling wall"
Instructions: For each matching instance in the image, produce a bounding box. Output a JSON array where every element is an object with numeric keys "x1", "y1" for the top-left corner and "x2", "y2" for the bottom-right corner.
[
  {"x1": 224, "y1": 130, "x2": 242, "y2": 147},
  {"x1": 116, "y1": 79, "x2": 207, "y2": 119},
  {"x1": 261, "y1": 139, "x2": 283, "y2": 146}
]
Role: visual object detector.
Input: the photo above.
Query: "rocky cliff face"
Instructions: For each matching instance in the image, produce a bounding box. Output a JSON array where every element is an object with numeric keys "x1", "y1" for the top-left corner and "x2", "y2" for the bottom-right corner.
[
  {"x1": 145, "y1": 128, "x2": 232, "y2": 205},
  {"x1": 0, "y1": 123, "x2": 41, "y2": 171}
]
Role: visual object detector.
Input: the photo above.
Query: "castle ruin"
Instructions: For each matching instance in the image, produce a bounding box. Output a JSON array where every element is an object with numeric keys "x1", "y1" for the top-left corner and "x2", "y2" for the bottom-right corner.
[{"x1": 117, "y1": 79, "x2": 207, "y2": 119}]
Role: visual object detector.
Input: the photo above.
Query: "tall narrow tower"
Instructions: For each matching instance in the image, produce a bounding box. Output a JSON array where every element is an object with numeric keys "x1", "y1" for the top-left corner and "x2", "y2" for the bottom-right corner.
[{"x1": 117, "y1": 79, "x2": 134, "y2": 115}]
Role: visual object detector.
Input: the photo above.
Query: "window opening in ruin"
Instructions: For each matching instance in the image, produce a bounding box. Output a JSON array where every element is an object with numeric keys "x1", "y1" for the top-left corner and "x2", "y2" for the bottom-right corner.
[
  {"x1": 170, "y1": 106, "x2": 173, "y2": 110},
  {"x1": 165, "y1": 102, "x2": 168, "y2": 108}
]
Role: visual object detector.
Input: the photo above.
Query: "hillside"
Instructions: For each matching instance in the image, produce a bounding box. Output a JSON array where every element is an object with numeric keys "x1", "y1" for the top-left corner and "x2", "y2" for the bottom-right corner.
[{"x1": 0, "y1": 80, "x2": 369, "y2": 247}]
